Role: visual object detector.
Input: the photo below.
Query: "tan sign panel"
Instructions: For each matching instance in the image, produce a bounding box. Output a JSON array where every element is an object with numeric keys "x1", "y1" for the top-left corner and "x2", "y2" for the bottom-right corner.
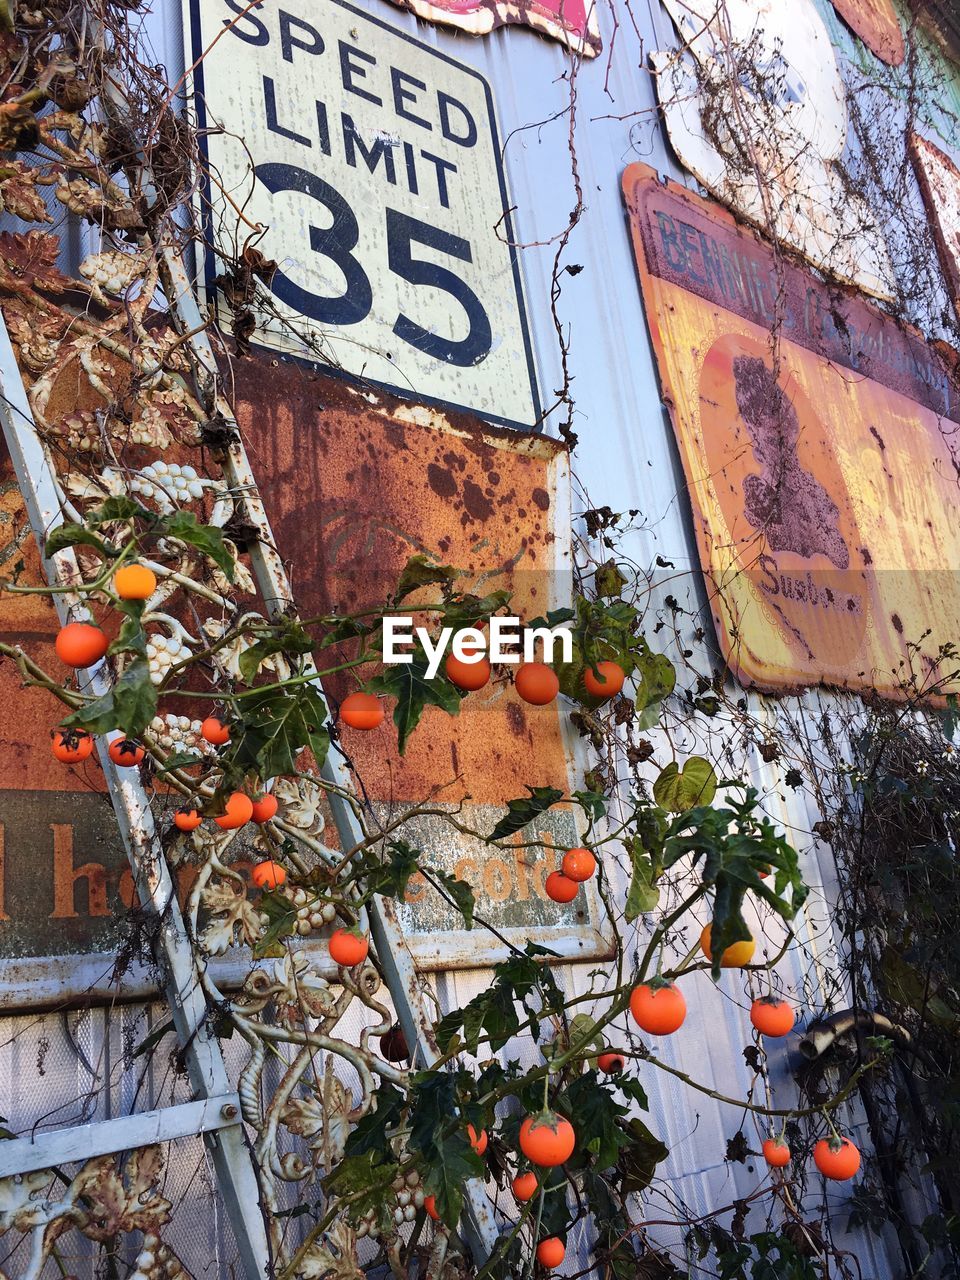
[
  {"x1": 185, "y1": 0, "x2": 540, "y2": 430},
  {"x1": 623, "y1": 163, "x2": 960, "y2": 701}
]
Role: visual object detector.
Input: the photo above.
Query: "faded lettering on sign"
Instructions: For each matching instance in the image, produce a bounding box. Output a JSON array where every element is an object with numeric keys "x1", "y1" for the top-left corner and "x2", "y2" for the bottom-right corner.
[{"x1": 623, "y1": 162, "x2": 960, "y2": 701}]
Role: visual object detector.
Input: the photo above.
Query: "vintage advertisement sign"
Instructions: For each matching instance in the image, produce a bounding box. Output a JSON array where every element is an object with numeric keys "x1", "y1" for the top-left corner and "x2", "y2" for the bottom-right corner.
[
  {"x1": 830, "y1": 0, "x2": 904, "y2": 66},
  {"x1": 622, "y1": 163, "x2": 960, "y2": 700},
  {"x1": 910, "y1": 132, "x2": 960, "y2": 314},
  {"x1": 380, "y1": 0, "x2": 600, "y2": 58},
  {"x1": 185, "y1": 0, "x2": 540, "y2": 431},
  {"x1": 0, "y1": 359, "x2": 607, "y2": 1008},
  {"x1": 651, "y1": 0, "x2": 894, "y2": 301}
]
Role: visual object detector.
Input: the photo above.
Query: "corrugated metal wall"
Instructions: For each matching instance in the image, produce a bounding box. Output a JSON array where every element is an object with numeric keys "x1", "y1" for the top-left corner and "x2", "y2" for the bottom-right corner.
[{"x1": 7, "y1": 0, "x2": 960, "y2": 1274}]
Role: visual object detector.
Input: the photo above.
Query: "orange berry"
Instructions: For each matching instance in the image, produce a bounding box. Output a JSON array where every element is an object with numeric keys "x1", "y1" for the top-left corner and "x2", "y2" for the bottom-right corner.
[
  {"x1": 536, "y1": 1238, "x2": 565, "y2": 1269},
  {"x1": 201, "y1": 717, "x2": 231, "y2": 746},
  {"x1": 813, "y1": 1137, "x2": 860, "y2": 1181},
  {"x1": 251, "y1": 860, "x2": 286, "y2": 890},
  {"x1": 629, "y1": 982, "x2": 687, "y2": 1035},
  {"x1": 108, "y1": 737, "x2": 145, "y2": 767},
  {"x1": 328, "y1": 928, "x2": 369, "y2": 967},
  {"x1": 113, "y1": 564, "x2": 157, "y2": 600},
  {"x1": 445, "y1": 651, "x2": 491, "y2": 691},
  {"x1": 250, "y1": 793, "x2": 279, "y2": 823},
  {"x1": 583, "y1": 660, "x2": 625, "y2": 699},
  {"x1": 700, "y1": 922, "x2": 756, "y2": 968},
  {"x1": 467, "y1": 1124, "x2": 487, "y2": 1156},
  {"x1": 750, "y1": 997, "x2": 795, "y2": 1038},
  {"x1": 55, "y1": 622, "x2": 108, "y2": 668},
  {"x1": 214, "y1": 792, "x2": 253, "y2": 830},
  {"x1": 598, "y1": 1051, "x2": 626, "y2": 1073},
  {"x1": 512, "y1": 1171, "x2": 538, "y2": 1201},
  {"x1": 340, "y1": 692, "x2": 384, "y2": 730},
  {"x1": 514, "y1": 662, "x2": 559, "y2": 705},
  {"x1": 762, "y1": 1137, "x2": 791, "y2": 1168},
  {"x1": 561, "y1": 847, "x2": 596, "y2": 882},
  {"x1": 174, "y1": 809, "x2": 202, "y2": 832},
  {"x1": 518, "y1": 1111, "x2": 575, "y2": 1167},
  {"x1": 51, "y1": 728, "x2": 94, "y2": 764},
  {"x1": 545, "y1": 871, "x2": 578, "y2": 903}
]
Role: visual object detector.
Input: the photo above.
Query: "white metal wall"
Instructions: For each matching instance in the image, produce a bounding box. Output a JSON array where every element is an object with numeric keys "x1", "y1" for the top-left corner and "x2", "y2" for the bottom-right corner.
[{"x1": 7, "y1": 0, "x2": 960, "y2": 1274}]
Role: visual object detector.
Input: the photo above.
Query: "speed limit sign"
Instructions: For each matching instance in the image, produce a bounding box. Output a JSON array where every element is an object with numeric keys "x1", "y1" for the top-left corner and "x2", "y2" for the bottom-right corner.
[{"x1": 186, "y1": 0, "x2": 541, "y2": 430}]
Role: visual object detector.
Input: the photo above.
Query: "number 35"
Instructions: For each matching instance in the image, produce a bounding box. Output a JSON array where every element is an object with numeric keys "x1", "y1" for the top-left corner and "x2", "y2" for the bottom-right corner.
[{"x1": 255, "y1": 162, "x2": 492, "y2": 368}]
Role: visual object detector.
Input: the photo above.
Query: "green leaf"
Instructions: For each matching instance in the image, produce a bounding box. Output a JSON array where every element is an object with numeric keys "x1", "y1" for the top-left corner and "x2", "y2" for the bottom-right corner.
[
  {"x1": 616, "y1": 1077, "x2": 649, "y2": 1109},
  {"x1": 109, "y1": 610, "x2": 147, "y2": 658},
  {"x1": 634, "y1": 641, "x2": 676, "y2": 711},
  {"x1": 430, "y1": 867, "x2": 475, "y2": 929},
  {"x1": 324, "y1": 1150, "x2": 400, "y2": 1219},
  {"x1": 394, "y1": 553, "x2": 459, "y2": 602},
  {"x1": 238, "y1": 621, "x2": 313, "y2": 681},
  {"x1": 595, "y1": 560, "x2": 627, "y2": 598},
  {"x1": 163, "y1": 510, "x2": 234, "y2": 580},
  {"x1": 63, "y1": 659, "x2": 157, "y2": 737},
  {"x1": 487, "y1": 786, "x2": 564, "y2": 843},
  {"x1": 252, "y1": 890, "x2": 297, "y2": 958},
  {"x1": 558, "y1": 1072, "x2": 631, "y2": 1171},
  {"x1": 653, "y1": 757, "x2": 717, "y2": 813},
  {"x1": 359, "y1": 839, "x2": 421, "y2": 903},
  {"x1": 408, "y1": 1073, "x2": 482, "y2": 1227},
  {"x1": 229, "y1": 683, "x2": 330, "y2": 779},
  {"x1": 88, "y1": 496, "x2": 154, "y2": 526},
  {"x1": 367, "y1": 646, "x2": 461, "y2": 754},
  {"x1": 44, "y1": 523, "x2": 112, "y2": 558},
  {"x1": 573, "y1": 788, "x2": 607, "y2": 821},
  {"x1": 617, "y1": 1117, "x2": 668, "y2": 1194},
  {"x1": 625, "y1": 838, "x2": 660, "y2": 919},
  {"x1": 345, "y1": 1083, "x2": 406, "y2": 1157}
]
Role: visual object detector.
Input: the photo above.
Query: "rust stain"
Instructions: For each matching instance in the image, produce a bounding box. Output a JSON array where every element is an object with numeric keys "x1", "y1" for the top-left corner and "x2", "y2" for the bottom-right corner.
[
  {"x1": 623, "y1": 162, "x2": 960, "y2": 702},
  {"x1": 231, "y1": 358, "x2": 572, "y2": 806}
]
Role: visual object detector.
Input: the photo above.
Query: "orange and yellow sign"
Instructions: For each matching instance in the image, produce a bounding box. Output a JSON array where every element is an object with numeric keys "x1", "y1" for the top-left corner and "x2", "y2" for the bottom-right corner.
[{"x1": 623, "y1": 163, "x2": 960, "y2": 701}]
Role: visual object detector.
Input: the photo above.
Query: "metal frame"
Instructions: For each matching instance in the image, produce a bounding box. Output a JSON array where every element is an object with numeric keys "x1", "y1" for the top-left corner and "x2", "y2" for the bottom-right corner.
[{"x1": 0, "y1": 318, "x2": 272, "y2": 1278}]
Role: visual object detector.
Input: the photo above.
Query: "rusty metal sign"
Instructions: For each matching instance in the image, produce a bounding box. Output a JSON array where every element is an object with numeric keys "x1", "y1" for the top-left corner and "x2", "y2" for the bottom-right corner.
[
  {"x1": 622, "y1": 162, "x2": 960, "y2": 701},
  {"x1": 651, "y1": 0, "x2": 894, "y2": 301},
  {"x1": 184, "y1": 0, "x2": 540, "y2": 431},
  {"x1": 0, "y1": 362, "x2": 609, "y2": 1006},
  {"x1": 231, "y1": 356, "x2": 611, "y2": 968},
  {"x1": 380, "y1": 0, "x2": 600, "y2": 58},
  {"x1": 910, "y1": 131, "x2": 960, "y2": 312},
  {"x1": 830, "y1": 0, "x2": 904, "y2": 65}
]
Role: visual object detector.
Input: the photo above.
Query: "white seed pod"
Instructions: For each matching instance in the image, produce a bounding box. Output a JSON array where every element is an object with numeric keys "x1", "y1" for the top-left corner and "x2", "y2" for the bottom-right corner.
[
  {"x1": 403, "y1": 1204, "x2": 416, "y2": 1222},
  {"x1": 397, "y1": 1190, "x2": 411, "y2": 1207},
  {"x1": 393, "y1": 1207, "x2": 405, "y2": 1225},
  {"x1": 309, "y1": 911, "x2": 323, "y2": 928},
  {"x1": 413, "y1": 1189, "x2": 424, "y2": 1208},
  {"x1": 357, "y1": 1223, "x2": 368, "y2": 1238},
  {"x1": 138, "y1": 1253, "x2": 155, "y2": 1271},
  {"x1": 405, "y1": 1170, "x2": 420, "y2": 1187},
  {"x1": 297, "y1": 919, "x2": 311, "y2": 936},
  {"x1": 322, "y1": 903, "x2": 337, "y2": 923}
]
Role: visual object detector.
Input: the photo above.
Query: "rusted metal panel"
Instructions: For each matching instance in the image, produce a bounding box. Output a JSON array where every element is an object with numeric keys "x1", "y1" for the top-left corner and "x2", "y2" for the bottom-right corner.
[
  {"x1": 185, "y1": 0, "x2": 540, "y2": 430},
  {"x1": 651, "y1": 0, "x2": 894, "y2": 300},
  {"x1": 379, "y1": 0, "x2": 600, "y2": 58},
  {"x1": 830, "y1": 0, "x2": 904, "y2": 65},
  {"x1": 910, "y1": 131, "x2": 960, "y2": 314},
  {"x1": 622, "y1": 162, "x2": 960, "y2": 701},
  {"x1": 230, "y1": 354, "x2": 612, "y2": 967},
  {"x1": 0, "y1": 354, "x2": 610, "y2": 998}
]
